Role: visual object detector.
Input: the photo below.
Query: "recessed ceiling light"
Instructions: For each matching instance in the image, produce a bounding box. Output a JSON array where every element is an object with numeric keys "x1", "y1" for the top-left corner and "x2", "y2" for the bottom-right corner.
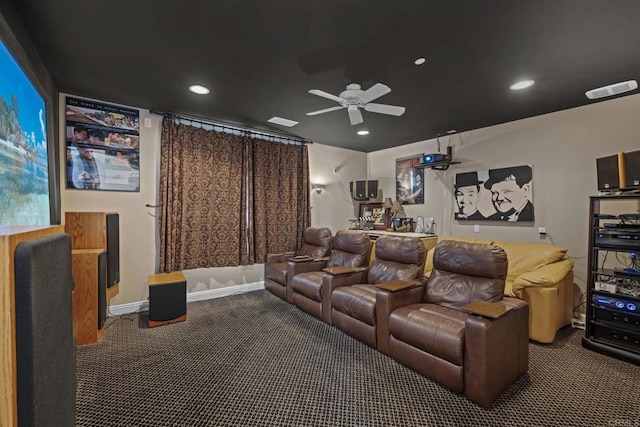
[
  {"x1": 510, "y1": 80, "x2": 535, "y2": 91},
  {"x1": 414, "y1": 57, "x2": 426, "y2": 66},
  {"x1": 357, "y1": 130, "x2": 369, "y2": 136},
  {"x1": 447, "y1": 130, "x2": 457, "y2": 134},
  {"x1": 189, "y1": 85, "x2": 210, "y2": 95}
]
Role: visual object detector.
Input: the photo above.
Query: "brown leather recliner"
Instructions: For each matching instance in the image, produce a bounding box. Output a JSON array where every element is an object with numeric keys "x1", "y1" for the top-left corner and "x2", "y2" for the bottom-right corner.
[
  {"x1": 290, "y1": 230, "x2": 372, "y2": 323},
  {"x1": 376, "y1": 240, "x2": 529, "y2": 408},
  {"x1": 264, "y1": 227, "x2": 333, "y2": 303},
  {"x1": 330, "y1": 236, "x2": 426, "y2": 348}
]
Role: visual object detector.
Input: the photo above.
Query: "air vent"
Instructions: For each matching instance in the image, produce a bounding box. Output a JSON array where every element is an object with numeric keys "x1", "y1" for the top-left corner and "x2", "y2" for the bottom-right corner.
[
  {"x1": 586, "y1": 80, "x2": 638, "y2": 100},
  {"x1": 267, "y1": 117, "x2": 298, "y2": 127}
]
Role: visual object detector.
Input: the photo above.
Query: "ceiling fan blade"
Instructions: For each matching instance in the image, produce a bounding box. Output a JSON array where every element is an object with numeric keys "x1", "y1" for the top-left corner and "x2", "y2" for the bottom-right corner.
[
  {"x1": 306, "y1": 105, "x2": 346, "y2": 116},
  {"x1": 359, "y1": 83, "x2": 391, "y2": 104},
  {"x1": 308, "y1": 89, "x2": 346, "y2": 104},
  {"x1": 348, "y1": 105, "x2": 363, "y2": 125},
  {"x1": 363, "y1": 103, "x2": 406, "y2": 116}
]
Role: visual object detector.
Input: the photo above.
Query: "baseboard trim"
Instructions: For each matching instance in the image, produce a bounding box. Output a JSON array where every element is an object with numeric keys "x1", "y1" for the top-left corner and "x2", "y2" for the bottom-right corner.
[{"x1": 108, "y1": 281, "x2": 265, "y2": 315}]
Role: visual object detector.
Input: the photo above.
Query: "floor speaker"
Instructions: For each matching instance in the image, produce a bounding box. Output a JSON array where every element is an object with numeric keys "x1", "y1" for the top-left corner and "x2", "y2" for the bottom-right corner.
[
  {"x1": 106, "y1": 213, "x2": 120, "y2": 287},
  {"x1": 98, "y1": 251, "x2": 107, "y2": 330},
  {"x1": 148, "y1": 272, "x2": 187, "y2": 328},
  {"x1": 14, "y1": 234, "x2": 76, "y2": 426},
  {"x1": 596, "y1": 153, "x2": 626, "y2": 191},
  {"x1": 624, "y1": 149, "x2": 640, "y2": 189}
]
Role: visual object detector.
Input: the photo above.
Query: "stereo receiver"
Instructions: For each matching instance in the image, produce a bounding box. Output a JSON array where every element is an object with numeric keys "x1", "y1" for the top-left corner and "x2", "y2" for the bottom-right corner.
[
  {"x1": 595, "y1": 230, "x2": 640, "y2": 248},
  {"x1": 592, "y1": 295, "x2": 638, "y2": 313}
]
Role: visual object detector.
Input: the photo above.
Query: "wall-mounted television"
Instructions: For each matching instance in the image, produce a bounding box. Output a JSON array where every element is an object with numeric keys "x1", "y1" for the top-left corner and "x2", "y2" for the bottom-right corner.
[{"x1": 0, "y1": 36, "x2": 50, "y2": 225}]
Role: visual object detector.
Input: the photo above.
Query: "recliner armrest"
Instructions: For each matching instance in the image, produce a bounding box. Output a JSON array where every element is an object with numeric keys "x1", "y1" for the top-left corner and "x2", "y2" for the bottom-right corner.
[
  {"x1": 287, "y1": 258, "x2": 328, "y2": 276},
  {"x1": 324, "y1": 269, "x2": 369, "y2": 291},
  {"x1": 463, "y1": 297, "x2": 529, "y2": 407},
  {"x1": 266, "y1": 251, "x2": 295, "y2": 264},
  {"x1": 375, "y1": 283, "x2": 423, "y2": 355}
]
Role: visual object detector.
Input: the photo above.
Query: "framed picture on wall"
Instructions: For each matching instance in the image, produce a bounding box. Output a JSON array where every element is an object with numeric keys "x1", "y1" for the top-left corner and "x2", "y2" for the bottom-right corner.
[
  {"x1": 396, "y1": 155, "x2": 424, "y2": 205},
  {"x1": 453, "y1": 165, "x2": 534, "y2": 222},
  {"x1": 65, "y1": 96, "x2": 140, "y2": 192},
  {"x1": 359, "y1": 202, "x2": 386, "y2": 230}
]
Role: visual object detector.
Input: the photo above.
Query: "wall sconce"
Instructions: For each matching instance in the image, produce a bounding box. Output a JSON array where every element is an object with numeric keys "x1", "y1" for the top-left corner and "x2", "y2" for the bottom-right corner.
[{"x1": 311, "y1": 183, "x2": 326, "y2": 194}]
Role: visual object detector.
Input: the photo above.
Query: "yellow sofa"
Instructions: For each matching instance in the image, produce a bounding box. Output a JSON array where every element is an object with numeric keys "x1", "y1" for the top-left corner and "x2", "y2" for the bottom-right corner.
[{"x1": 423, "y1": 237, "x2": 574, "y2": 343}]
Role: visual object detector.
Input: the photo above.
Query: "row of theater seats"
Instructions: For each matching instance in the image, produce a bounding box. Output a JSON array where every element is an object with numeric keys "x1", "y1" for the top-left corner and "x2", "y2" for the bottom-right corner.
[{"x1": 264, "y1": 228, "x2": 530, "y2": 407}]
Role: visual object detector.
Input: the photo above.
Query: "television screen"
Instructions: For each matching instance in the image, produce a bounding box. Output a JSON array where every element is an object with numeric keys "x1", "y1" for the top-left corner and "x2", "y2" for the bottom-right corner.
[{"x1": 0, "y1": 37, "x2": 50, "y2": 225}]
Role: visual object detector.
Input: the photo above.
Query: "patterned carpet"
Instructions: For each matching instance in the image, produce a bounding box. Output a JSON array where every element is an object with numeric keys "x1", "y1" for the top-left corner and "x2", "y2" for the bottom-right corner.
[{"x1": 77, "y1": 290, "x2": 639, "y2": 426}]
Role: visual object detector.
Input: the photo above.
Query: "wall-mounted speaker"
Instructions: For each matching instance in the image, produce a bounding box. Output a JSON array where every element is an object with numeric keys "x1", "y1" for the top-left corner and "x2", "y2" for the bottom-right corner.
[
  {"x1": 624, "y1": 149, "x2": 640, "y2": 189},
  {"x1": 367, "y1": 180, "x2": 378, "y2": 198},
  {"x1": 349, "y1": 180, "x2": 379, "y2": 201},
  {"x1": 351, "y1": 180, "x2": 367, "y2": 200},
  {"x1": 596, "y1": 153, "x2": 626, "y2": 192}
]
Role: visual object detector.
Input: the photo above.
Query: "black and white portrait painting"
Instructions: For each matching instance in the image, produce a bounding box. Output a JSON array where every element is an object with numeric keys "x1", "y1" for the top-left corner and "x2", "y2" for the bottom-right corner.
[{"x1": 454, "y1": 165, "x2": 534, "y2": 222}]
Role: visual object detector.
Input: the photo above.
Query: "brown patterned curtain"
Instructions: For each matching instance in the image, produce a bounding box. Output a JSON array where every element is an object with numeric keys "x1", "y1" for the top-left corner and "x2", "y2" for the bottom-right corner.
[
  {"x1": 253, "y1": 139, "x2": 310, "y2": 257},
  {"x1": 159, "y1": 119, "x2": 309, "y2": 272}
]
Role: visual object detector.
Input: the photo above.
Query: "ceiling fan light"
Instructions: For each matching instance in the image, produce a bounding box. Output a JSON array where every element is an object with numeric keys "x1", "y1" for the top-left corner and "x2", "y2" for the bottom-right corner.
[
  {"x1": 306, "y1": 82, "x2": 405, "y2": 125},
  {"x1": 189, "y1": 84, "x2": 210, "y2": 94},
  {"x1": 509, "y1": 80, "x2": 535, "y2": 90},
  {"x1": 357, "y1": 130, "x2": 369, "y2": 136}
]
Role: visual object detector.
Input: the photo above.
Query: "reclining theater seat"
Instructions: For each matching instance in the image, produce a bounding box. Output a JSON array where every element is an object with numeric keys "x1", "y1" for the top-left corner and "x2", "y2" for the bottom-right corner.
[
  {"x1": 291, "y1": 230, "x2": 372, "y2": 324},
  {"x1": 330, "y1": 236, "x2": 426, "y2": 348},
  {"x1": 378, "y1": 240, "x2": 529, "y2": 408},
  {"x1": 264, "y1": 227, "x2": 333, "y2": 303},
  {"x1": 423, "y1": 237, "x2": 573, "y2": 343}
]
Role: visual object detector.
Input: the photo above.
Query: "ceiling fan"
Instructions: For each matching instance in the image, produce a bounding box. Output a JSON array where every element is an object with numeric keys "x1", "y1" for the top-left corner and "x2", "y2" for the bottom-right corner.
[{"x1": 306, "y1": 83, "x2": 406, "y2": 125}]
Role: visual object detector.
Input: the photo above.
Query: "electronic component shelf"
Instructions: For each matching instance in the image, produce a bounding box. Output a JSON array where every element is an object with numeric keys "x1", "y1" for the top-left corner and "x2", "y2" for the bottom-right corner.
[{"x1": 583, "y1": 194, "x2": 640, "y2": 365}]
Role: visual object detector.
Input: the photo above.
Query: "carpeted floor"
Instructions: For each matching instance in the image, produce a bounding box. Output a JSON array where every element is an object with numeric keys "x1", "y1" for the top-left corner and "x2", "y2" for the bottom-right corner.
[{"x1": 77, "y1": 290, "x2": 639, "y2": 426}]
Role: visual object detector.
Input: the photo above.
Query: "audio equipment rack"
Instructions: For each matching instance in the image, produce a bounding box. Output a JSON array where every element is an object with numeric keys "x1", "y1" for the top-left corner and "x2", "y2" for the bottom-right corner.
[{"x1": 583, "y1": 194, "x2": 640, "y2": 365}]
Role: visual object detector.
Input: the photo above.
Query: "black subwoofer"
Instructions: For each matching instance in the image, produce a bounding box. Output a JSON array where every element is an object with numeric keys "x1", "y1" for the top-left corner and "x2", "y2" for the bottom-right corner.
[{"x1": 148, "y1": 273, "x2": 187, "y2": 327}]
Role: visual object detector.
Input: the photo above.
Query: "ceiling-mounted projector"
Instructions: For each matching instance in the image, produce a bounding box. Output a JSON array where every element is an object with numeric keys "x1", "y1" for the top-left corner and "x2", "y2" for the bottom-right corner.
[
  {"x1": 417, "y1": 146, "x2": 458, "y2": 170},
  {"x1": 421, "y1": 153, "x2": 450, "y2": 164}
]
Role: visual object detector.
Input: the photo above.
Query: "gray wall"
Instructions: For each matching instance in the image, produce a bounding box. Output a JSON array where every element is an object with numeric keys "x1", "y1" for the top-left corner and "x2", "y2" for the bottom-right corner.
[{"x1": 368, "y1": 93, "x2": 640, "y2": 304}]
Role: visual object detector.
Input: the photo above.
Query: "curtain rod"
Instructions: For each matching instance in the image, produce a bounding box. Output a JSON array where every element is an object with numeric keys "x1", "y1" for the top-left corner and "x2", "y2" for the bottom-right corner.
[{"x1": 150, "y1": 110, "x2": 312, "y2": 144}]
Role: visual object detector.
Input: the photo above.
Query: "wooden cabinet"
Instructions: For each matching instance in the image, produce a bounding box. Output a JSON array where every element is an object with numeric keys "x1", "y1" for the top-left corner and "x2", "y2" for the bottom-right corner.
[
  {"x1": 71, "y1": 249, "x2": 106, "y2": 346},
  {"x1": 65, "y1": 212, "x2": 120, "y2": 346},
  {"x1": 65, "y1": 211, "x2": 120, "y2": 289},
  {"x1": 0, "y1": 225, "x2": 64, "y2": 427},
  {"x1": 66, "y1": 211, "x2": 110, "y2": 249}
]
